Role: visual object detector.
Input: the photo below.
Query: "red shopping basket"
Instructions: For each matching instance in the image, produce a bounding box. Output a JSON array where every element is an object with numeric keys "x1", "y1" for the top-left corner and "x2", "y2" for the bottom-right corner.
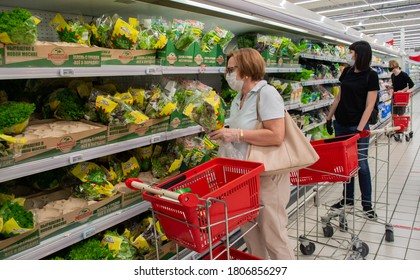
[
  {"x1": 141, "y1": 158, "x2": 264, "y2": 253},
  {"x1": 202, "y1": 245, "x2": 262, "y2": 260},
  {"x1": 290, "y1": 134, "x2": 360, "y2": 185},
  {"x1": 393, "y1": 91, "x2": 410, "y2": 106},
  {"x1": 392, "y1": 115, "x2": 410, "y2": 133}
]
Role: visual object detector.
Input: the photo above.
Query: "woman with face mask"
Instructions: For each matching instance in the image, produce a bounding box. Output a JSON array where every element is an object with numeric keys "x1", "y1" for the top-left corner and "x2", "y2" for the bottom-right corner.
[
  {"x1": 325, "y1": 41, "x2": 379, "y2": 219},
  {"x1": 208, "y1": 48, "x2": 295, "y2": 260}
]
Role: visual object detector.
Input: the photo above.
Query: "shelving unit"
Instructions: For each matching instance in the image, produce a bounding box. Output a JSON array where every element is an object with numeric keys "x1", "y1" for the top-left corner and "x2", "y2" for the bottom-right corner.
[{"x1": 0, "y1": 0, "x2": 403, "y2": 260}]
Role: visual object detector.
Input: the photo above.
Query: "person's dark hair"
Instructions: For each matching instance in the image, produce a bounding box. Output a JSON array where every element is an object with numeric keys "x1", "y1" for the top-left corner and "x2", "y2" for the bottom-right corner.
[{"x1": 349, "y1": 40, "x2": 372, "y2": 71}]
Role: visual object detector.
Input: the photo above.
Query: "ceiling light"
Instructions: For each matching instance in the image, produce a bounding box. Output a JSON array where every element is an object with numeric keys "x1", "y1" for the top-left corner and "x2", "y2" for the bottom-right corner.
[
  {"x1": 364, "y1": 23, "x2": 420, "y2": 32},
  {"x1": 322, "y1": 35, "x2": 352, "y2": 45},
  {"x1": 317, "y1": 0, "x2": 408, "y2": 14},
  {"x1": 349, "y1": 17, "x2": 420, "y2": 28},
  {"x1": 295, "y1": 0, "x2": 321, "y2": 4},
  {"x1": 335, "y1": 8, "x2": 420, "y2": 22},
  {"x1": 169, "y1": 0, "x2": 308, "y2": 33}
]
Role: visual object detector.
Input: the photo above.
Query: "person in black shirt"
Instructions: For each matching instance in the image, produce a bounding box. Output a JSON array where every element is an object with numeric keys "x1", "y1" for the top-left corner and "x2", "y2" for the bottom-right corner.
[
  {"x1": 388, "y1": 60, "x2": 415, "y2": 115},
  {"x1": 388, "y1": 60, "x2": 415, "y2": 92},
  {"x1": 325, "y1": 41, "x2": 379, "y2": 219}
]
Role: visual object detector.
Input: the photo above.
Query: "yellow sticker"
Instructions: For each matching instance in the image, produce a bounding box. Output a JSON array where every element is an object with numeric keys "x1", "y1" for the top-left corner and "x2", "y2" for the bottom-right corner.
[
  {"x1": 159, "y1": 102, "x2": 176, "y2": 117},
  {"x1": 168, "y1": 155, "x2": 183, "y2": 174},
  {"x1": 0, "y1": 32, "x2": 13, "y2": 44},
  {"x1": 102, "y1": 234, "x2": 123, "y2": 252}
]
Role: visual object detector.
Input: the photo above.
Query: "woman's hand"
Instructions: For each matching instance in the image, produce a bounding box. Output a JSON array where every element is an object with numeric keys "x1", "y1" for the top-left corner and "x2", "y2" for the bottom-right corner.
[{"x1": 208, "y1": 128, "x2": 240, "y2": 143}]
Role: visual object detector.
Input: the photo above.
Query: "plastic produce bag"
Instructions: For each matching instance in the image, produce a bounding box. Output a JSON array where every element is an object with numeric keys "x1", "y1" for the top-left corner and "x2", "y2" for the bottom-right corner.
[
  {"x1": 200, "y1": 26, "x2": 234, "y2": 52},
  {"x1": 217, "y1": 142, "x2": 244, "y2": 160},
  {"x1": 49, "y1": 13, "x2": 90, "y2": 46},
  {"x1": 0, "y1": 8, "x2": 40, "y2": 44}
]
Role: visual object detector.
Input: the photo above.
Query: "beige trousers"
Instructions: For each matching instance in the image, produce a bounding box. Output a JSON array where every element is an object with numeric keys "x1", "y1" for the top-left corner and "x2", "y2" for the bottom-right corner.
[{"x1": 241, "y1": 173, "x2": 295, "y2": 260}]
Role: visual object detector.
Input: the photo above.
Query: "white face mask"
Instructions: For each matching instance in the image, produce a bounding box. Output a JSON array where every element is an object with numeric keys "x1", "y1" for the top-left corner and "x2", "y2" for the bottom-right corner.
[
  {"x1": 225, "y1": 72, "x2": 244, "y2": 92},
  {"x1": 346, "y1": 53, "x2": 355, "y2": 66}
]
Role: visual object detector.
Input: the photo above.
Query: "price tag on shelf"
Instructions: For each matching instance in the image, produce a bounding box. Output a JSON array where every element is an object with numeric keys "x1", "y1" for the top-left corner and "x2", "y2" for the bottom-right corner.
[
  {"x1": 69, "y1": 154, "x2": 83, "y2": 164},
  {"x1": 59, "y1": 68, "x2": 75, "y2": 77},
  {"x1": 82, "y1": 227, "x2": 96, "y2": 239}
]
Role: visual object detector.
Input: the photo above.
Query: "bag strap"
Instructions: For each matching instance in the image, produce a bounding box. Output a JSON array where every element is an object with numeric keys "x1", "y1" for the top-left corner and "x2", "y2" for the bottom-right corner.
[{"x1": 255, "y1": 85, "x2": 266, "y2": 122}]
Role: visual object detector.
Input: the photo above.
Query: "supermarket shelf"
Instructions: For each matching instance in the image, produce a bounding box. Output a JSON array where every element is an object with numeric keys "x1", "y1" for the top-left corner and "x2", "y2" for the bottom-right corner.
[
  {"x1": 300, "y1": 99, "x2": 334, "y2": 112},
  {"x1": 299, "y1": 53, "x2": 347, "y2": 63},
  {"x1": 0, "y1": 125, "x2": 203, "y2": 183},
  {"x1": 7, "y1": 201, "x2": 151, "y2": 260},
  {"x1": 302, "y1": 120, "x2": 326, "y2": 133},
  {"x1": 370, "y1": 115, "x2": 392, "y2": 131},
  {"x1": 378, "y1": 74, "x2": 391, "y2": 79},
  {"x1": 301, "y1": 79, "x2": 339, "y2": 86},
  {"x1": 0, "y1": 66, "x2": 303, "y2": 80},
  {"x1": 285, "y1": 102, "x2": 302, "y2": 110}
]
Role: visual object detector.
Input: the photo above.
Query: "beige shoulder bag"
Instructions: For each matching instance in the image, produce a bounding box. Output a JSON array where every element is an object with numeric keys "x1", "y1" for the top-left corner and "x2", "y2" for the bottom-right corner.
[{"x1": 246, "y1": 86, "x2": 319, "y2": 176}]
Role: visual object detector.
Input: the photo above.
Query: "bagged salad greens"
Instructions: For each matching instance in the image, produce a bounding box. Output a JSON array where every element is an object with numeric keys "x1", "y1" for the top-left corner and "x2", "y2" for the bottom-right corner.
[
  {"x1": 180, "y1": 81, "x2": 225, "y2": 132},
  {"x1": 200, "y1": 26, "x2": 234, "y2": 52},
  {"x1": 95, "y1": 93, "x2": 149, "y2": 125},
  {"x1": 0, "y1": 199, "x2": 34, "y2": 238},
  {"x1": 137, "y1": 18, "x2": 168, "y2": 50},
  {"x1": 89, "y1": 15, "x2": 114, "y2": 47},
  {"x1": 42, "y1": 88, "x2": 85, "y2": 121},
  {"x1": 49, "y1": 13, "x2": 90, "y2": 46},
  {"x1": 151, "y1": 140, "x2": 184, "y2": 179},
  {"x1": 168, "y1": 19, "x2": 204, "y2": 51},
  {"x1": 143, "y1": 84, "x2": 177, "y2": 119},
  {"x1": 0, "y1": 101, "x2": 36, "y2": 135},
  {"x1": 69, "y1": 162, "x2": 117, "y2": 201},
  {"x1": 101, "y1": 230, "x2": 137, "y2": 260},
  {"x1": 0, "y1": 8, "x2": 40, "y2": 44},
  {"x1": 110, "y1": 15, "x2": 139, "y2": 49}
]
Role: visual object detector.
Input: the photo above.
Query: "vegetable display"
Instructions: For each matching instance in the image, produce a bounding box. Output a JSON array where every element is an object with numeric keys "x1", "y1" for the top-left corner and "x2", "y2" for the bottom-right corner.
[
  {"x1": 0, "y1": 8, "x2": 39, "y2": 44},
  {"x1": 49, "y1": 13, "x2": 90, "y2": 46},
  {"x1": 0, "y1": 199, "x2": 34, "y2": 238},
  {"x1": 42, "y1": 88, "x2": 84, "y2": 121},
  {"x1": 200, "y1": 26, "x2": 234, "y2": 52},
  {"x1": 0, "y1": 102, "x2": 36, "y2": 135}
]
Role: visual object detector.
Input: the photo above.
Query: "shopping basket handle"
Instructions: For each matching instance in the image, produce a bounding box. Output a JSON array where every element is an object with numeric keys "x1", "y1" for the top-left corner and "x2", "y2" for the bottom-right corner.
[
  {"x1": 125, "y1": 178, "x2": 199, "y2": 207},
  {"x1": 360, "y1": 126, "x2": 402, "y2": 138}
]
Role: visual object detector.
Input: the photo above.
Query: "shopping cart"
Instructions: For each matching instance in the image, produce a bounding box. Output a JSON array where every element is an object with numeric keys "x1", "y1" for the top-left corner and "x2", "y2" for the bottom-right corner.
[
  {"x1": 126, "y1": 158, "x2": 265, "y2": 259},
  {"x1": 290, "y1": 133, "x2": 367, "y2": 259},
  {"x1": 202, "y1": 245, "x2": 263, "y2": 260},
  {"x1": 391, "y1": 91, "x2": 413, "y2": 142}
]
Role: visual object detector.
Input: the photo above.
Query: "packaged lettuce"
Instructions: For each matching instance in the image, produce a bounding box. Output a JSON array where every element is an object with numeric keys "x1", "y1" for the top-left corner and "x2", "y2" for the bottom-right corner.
[
  {"x1": 101, "y1": 230, "x2": 137, "y2": 260},
  {"x1": 128, "y1": 87, "x2": 146, "y2": 111},
  {"x1": 175, "y1": 20, "x2": 204, "y2": 50},
  {"x1": 49, "y1": 13, "x2": 90, "y2": 46},
  {"x1": 70, "y1": 162, "x2": 117, "y2": 201},
  {"x1": 90, "y1": 15, "x2": 114, "y2": 47},
  {"x1": 183, "y1": 82, "x2": 225, "y2": 132},
  {"x1": 201, "y1": 26, "x2": 234, "y2": 52},
  {"x1": 0, "y1": 8, "x2": 41, "y2": 45},
  {"x1": 137, "y1": 19, "x2": 168, "y2": 50},
  {"x1": 110, "y1": 17, "x2": 139, "y2": 49},
  {"x1": 144, "y1": 85, "x2": 176, "y2": 119}
]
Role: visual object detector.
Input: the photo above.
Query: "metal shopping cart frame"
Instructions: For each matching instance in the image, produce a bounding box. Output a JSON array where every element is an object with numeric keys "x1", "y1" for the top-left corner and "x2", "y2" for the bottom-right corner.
[
  {"x1": 390, "y1": 91, "x2": 413, "y2": 142},
  {"x1": 290, "y1": 133, "x2": 368, "y2": 260}
]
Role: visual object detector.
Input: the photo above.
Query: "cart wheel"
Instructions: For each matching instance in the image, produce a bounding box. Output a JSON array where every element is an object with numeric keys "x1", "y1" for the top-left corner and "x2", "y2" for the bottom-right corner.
[
  {"x1": 393, "y1": 134, "x2": 401, "y2": 142},
  {"x1": 300, "y1": 242, "x2": 316, "y2": 256},
  {"x1": 353, "y1": 242, "x2": 369, "y2": 258},
  {"x1": 409, "y1": 131, "x2": 413, "y2": 138},
  {"x1": 339, "y1": 216, "x2": 348, "y2": 232},
  {"x1": 323, "y1": 224, "x2": 334, "y2": 238},
  {"x1": 385, "y1": 229, "x2": 394, "y2": 242},
  {"x1": 405, "y1": 135, "x2": 410, "y2": 142}
]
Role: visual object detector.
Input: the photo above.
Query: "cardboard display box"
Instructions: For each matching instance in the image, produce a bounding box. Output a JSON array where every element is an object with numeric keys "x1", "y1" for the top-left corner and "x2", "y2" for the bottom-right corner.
[
  {"x1": 157, "y1": 41, "x2": 195, "y2": 66},
  {"x1": 0, "y1": 227, "x2": 40, "y2": 259},
  {"x1": 25, "y1": 189, "x2": 122, "y2": 239},
  {"x1": 143, "y1": 240, "x2": 178, "y2": 260},
  {"x1": 0, "y1": 43, "x2": 4, "y2": 66},
  {"x1": 0, "y1": 120, "x2": 107, "y2": 168},
  {"x1": 3, "y1": 42, "x2": 101, "y2": 67},
  {"x1": 193, "y1": 42, "x2": 226, "y2": 67},
  {"x1": 107, "y1": 117, "x2": 170, "y2": 143},
  {"x1": 99, "y1": 48, "x2": 156, "y2": 65}
]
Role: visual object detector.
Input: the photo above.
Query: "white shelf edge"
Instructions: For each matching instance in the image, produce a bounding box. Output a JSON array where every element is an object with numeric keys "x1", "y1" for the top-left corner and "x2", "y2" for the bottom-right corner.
[
  {"x1": 286, "y1": 99, "x2": 333, "y2": 112},
  {"x1": 299, "y1": 53, "x2": 347, "y2": 63},
  {"x1": 7, "y1": 201, "x2": 151, "y2": 260},
  {"x1": 301, "y1": 79, "x2": 339, "y2": 86},
  {"x1": 0, "y1": 126, "x2": 202, "y2": 183},
  {"x1": 0, "y1": 66, "x2": 304, "y2": 79},
  {"x1": 302, "y1": 120, "x2": 326, "y2": 133}
]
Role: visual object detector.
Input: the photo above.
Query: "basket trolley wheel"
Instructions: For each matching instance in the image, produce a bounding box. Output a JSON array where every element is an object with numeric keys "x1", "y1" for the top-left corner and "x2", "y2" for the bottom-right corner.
[
  {"x1": 339, "y1": 213, "x2": 348, "y2": 232},
  {"x1": 353, "y1": 242, "x2": 369, "y2": 258},
  {"x1": 300, "y1": 242, "x2": 316, "y2": 256},
  {"x1": 385, "y1": 229, "x2": 394, "y2": 242},
  {"x1": 323, "y1": 223, "x2": 334, "y2": 238},
  {"x1": 405, "y1": 135, "x2": 410, "y2": 142},
  {"x1": 393, "y1": 134, "x2": 401, "y2": 142},
  {"x1": 409, "y1": 131, "x2": 413, "y2": 138}
]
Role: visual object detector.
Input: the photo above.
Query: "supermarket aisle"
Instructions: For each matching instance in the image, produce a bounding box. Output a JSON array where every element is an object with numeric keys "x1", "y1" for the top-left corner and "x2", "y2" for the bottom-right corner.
[{"x1": 287, "y1": 92, "x2": 420, "y2": 260}]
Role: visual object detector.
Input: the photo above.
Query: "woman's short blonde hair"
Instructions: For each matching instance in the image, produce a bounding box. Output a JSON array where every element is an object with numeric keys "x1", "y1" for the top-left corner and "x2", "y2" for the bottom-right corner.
[
  {"x1": 226, "y1": 48, "x2": 265, "y2": 81},
  {"x1": 389, "y1": 60, "x2": 400, "y2": 68}
]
